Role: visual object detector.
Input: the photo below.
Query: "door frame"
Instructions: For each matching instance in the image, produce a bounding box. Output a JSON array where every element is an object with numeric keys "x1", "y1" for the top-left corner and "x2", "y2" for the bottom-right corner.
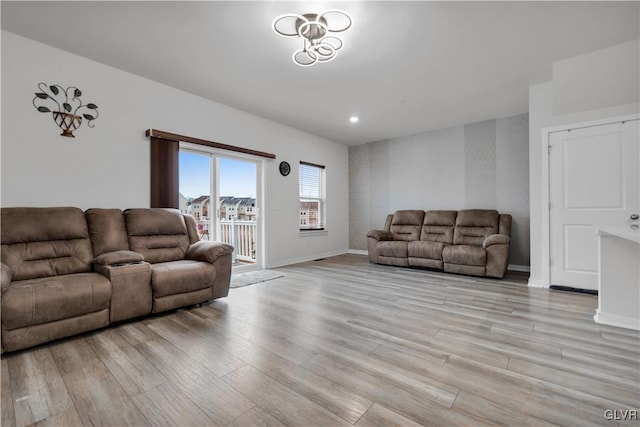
[
  {"x1": 539, "y1": 113, "x2": 639, "y2": 288},
  {"x1": 180, "y1": 141, "x2": 265, "y2": 272}
]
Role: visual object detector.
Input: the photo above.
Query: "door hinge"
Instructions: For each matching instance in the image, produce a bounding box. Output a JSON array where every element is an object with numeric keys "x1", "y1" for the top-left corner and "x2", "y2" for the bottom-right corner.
[{"x1": 547, "y1": 145, "x2": 552, "y2": 154}]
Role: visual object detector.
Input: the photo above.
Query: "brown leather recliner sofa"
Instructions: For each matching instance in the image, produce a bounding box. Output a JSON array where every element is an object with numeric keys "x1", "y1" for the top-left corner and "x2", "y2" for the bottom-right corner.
[
  {"x1": 0, "y1": 207, "x2": 233, "y2": 353},
  {"x1": 367, "y1": 209, "x2": 512, "y2": 278}
]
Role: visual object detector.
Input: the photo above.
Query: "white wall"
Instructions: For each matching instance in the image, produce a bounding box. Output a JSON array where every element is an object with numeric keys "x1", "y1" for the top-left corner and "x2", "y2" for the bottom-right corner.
[
  {"x1": 349, "y1": 113, "x2": 530, "y2": 267},
  {"x1": 553, "y1": 40, "x2": 640, "y2": 115},
  {"x1": 1, "y1": 31, "x2": 349, "y2": 268},
  {"x1": 528, "y1": 40, "x2": 640, "y2": 287}
]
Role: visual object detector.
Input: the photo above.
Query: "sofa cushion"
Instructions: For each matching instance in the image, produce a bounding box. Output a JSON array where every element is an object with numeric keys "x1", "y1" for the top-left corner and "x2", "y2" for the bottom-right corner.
[
  {"x1": 2, "y1": 309, "x2": 109, "y2": 353},
  {"x1": 378, "y1": 256, "x2": 409, "y2": 267},
  {"x1": 453, "y1": 210, "x2": 499, "y2": 246},
  {"x1": 1, "y1": 207, "x2": 93, "y2": 281},
  {"x1": 483, "y1": 234, "x2": 510, "y2": 248},
  {"x1": 1, "y1": 273, "x2": 111, "y2": 330},
  {"x1": 94, "y1": 250, "x2": 144, "y2": 266},
  {"x1": 186, "y1": 241, "x2": 234, "y2": 264},
  {"x1": 150, "y1": 260, "x2": 215, "y2": 297},
  {"x1": 499, "y1": 214, "x2": 512, "y2": 237},
  {"x1": 443, "y1": 245, "x2": 487, "y2": 266},
  {"x1": 389, "y1": 210, "x2": 425, "y2": 241},
  {"x1": 182, "y1": 214, "x2": 201, "y2": 244},
  {"x1": 408, "y1": 241, "x2": 446, "y2": 260},
  {"x1": 366, "y1": 230, "x2": 393, "y2": 241},
  {"x1": 125, "y1": 209, "x2": 191, "y2": 264},
  {"x1": 444, "y1": 263, "x2": 486, "y2": 277},
  {"x1": 1, "y1": 264, "x2": 11, "y2": 295},
  {"x1": 86, "y1": 208, "x2": 129, "y2": 256},
  {"x1": 421, "y1": 210, "x2": 457, "y2": 243},
  {"x1": 377, "y1": 241, "x2": 409, "y2": 258},
  {"x1": 408, "y1": 258, "x2": 443, "y2": 269}
]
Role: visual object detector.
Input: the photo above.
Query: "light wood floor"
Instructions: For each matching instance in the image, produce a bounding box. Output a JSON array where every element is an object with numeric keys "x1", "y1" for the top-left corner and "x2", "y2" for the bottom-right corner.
[{"x1": 2, "y1": 254, "x2": 639, "y2": 426}]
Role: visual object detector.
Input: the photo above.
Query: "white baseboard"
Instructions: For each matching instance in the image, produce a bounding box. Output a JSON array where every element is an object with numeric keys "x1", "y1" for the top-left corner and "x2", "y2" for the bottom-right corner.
[
  {"x1": 527, "y1": 278, "x2": 548, "y2": 288},
  {"x1": 348, "y1": 249, "x2": 368, "y2": 256},
  {"x1": 267, "y1": 249, "x2": 349, "y2": 269},
  {"x1": 508, "y1": 264, "x2": 530, "y2": 272},
  {"x1": 594, "y1": 310, "x2": 640, "y2": 331}
]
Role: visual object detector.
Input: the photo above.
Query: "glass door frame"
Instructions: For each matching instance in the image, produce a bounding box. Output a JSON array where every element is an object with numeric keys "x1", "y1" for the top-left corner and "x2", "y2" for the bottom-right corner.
[{"x1": 180, "y1": 142, "x2": 264, "y2": 272}]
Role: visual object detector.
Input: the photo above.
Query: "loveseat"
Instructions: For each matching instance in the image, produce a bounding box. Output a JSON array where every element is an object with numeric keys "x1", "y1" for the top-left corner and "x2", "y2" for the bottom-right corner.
[
  {"x1": 0, "y1": 207, "x2": 233, "y2": 353},
  {"x1": 367, "y1": 209, "x2": 511, "y2": 278}
]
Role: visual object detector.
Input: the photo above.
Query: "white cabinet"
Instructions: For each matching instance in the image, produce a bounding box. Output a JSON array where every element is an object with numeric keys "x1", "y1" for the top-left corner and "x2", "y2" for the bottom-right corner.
[{"x1": 594, "y1": 226, "x2": 640, "y2": 330}]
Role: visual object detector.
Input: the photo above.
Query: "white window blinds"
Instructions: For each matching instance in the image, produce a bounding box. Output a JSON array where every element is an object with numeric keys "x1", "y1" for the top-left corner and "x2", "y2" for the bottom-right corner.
[{"x1": 299, "y1": 162, "x2": 325, "y2": 230}]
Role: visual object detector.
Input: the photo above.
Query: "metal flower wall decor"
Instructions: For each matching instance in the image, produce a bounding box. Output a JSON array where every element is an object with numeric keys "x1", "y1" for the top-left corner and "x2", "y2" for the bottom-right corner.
[{"x1": 32, "y1": 83, "x2": 99, "y2": 137}]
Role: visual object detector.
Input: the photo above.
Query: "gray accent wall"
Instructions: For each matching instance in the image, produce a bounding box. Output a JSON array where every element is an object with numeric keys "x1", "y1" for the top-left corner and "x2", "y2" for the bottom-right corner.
[
  {"x1": 348, "y1": 144, "x2": 371, "y2": 252},
  {"x1": 349, "y1": 113, "x2": 530, "y2": 267},
  {"x1": 464, "y1": 120, "x2": 497, "y2": 208}
]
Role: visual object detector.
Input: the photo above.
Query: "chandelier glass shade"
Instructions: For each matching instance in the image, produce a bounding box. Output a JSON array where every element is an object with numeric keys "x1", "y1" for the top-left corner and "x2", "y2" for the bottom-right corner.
[{"x1": 272, "y1": 10, "x2": 352, "y2": 67}]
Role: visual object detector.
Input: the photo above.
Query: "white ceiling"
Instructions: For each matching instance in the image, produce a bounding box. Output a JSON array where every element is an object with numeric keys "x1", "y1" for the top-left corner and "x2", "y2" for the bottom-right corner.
[{"x1": 2, "y1": 1, "x2": 639, "y2": 145}]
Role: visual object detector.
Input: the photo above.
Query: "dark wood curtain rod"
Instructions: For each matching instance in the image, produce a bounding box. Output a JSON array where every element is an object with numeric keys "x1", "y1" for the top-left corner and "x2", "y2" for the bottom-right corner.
[
  {"x1": 300, "y1": 160, "x2": 326, "y2": 169},
  {"x1": 146, "y1": 129, "x2": 276, "y2": 159}
]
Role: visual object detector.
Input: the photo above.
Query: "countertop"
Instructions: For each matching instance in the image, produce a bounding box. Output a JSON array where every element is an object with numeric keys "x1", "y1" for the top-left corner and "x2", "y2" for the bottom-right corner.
[{"x1": 595, "y1": 225, "x2": 640, "y2": 244}]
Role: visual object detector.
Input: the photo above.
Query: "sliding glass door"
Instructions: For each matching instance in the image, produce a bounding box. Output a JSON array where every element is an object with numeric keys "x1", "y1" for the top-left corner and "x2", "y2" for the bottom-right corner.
[
  {"x1": 178, "y1": 150, "x2": 212, "y2": 239},
  {"x1": 179, "y1": 145, "x2": 262, "y2": 271},
  {"x1": 217, "y1": 156, "x2": 258, "y2": 268}
]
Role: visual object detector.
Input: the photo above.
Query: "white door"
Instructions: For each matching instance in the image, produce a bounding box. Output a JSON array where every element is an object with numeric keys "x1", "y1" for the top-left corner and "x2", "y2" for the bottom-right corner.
[{"x1": 549, "y1": 120, "x2": 639, "y2": 290}]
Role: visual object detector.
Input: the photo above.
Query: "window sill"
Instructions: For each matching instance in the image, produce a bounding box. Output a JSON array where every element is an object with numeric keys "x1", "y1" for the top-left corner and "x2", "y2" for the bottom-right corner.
[{"x1": 299, "y1": 229, "x2": 328, "y2": 236}]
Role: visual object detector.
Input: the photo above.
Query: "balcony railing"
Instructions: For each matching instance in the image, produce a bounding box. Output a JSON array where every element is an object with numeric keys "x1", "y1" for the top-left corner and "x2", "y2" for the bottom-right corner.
[
  {"x1": 219, "y1": 219, "x2": 256, "y2": 262},
  {"x1": 194, "y1": 218, "x2": 256, "y2": 263}
]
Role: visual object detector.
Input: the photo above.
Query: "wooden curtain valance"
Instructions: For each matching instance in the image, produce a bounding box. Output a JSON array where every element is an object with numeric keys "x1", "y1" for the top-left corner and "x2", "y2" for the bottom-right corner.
[
  {"x1": 300, "y1": 160, "x2": 326, "y2": 169},
  {"x1": 146, "y1": 128, "x2": 276, "y2": 209},
  {"x1": 146, "y1": 129, "x2": 276, "y2": 159}
]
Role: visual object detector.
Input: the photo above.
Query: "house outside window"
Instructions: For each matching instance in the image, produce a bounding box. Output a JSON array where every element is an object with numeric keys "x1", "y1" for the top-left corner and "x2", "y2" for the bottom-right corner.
[{"x1": 299, "y1": 161, "x2": 325, "y2": 231}]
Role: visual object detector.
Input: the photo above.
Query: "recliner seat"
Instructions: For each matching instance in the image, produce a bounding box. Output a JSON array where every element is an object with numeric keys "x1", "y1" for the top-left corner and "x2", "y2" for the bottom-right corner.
[{"x1": 1, "y1": 206, "x2": 234, "y2": 353}]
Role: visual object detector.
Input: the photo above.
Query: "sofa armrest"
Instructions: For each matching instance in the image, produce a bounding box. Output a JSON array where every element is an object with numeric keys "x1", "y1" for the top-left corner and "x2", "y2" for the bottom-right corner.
[
  {"x1": 1, "y1": 263, "x2": 11, "y2": 295},
  {"x1": 366, "y1": 230, "x2": 393, "y2": 241},
  {"x1": 95, "y1": 250, "x2": 145, "y2": 266},
  {"x1": 366, "y1": 230, "x2": 392, "y2": 264},
  {"x1": 483, "y1": 234, "x2": 510, "y2": 248},
  {"x1": 186, "y1": 241, "x2": 234, "y2": 264}
]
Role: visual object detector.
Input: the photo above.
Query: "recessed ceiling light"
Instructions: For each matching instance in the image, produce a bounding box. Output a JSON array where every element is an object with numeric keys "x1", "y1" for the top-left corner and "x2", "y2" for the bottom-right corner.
[{"x1": 349, "y1": 116, "x2": 359, "y2": 123}]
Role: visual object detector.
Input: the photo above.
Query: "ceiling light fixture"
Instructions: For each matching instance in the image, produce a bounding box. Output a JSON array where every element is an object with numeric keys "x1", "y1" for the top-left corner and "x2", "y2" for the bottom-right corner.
[
  {"x1": 350, "y1": 116, "x2": 359, "y2": 123},
  {"x1": 272, "y1": 10, "x2": 352, "y2": 67}
]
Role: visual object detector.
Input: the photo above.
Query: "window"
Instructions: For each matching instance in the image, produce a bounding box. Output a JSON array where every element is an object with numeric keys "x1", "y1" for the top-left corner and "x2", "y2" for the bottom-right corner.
[{"x1": 299, "y1": 161, "x2": 325, "y2": 231}]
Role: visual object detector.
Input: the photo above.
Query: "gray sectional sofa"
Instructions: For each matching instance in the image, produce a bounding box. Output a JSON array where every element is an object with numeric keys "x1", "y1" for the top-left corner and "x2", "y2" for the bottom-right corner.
[{"x1": 367, "y1": 209, "x2": 512, "y2": 278}]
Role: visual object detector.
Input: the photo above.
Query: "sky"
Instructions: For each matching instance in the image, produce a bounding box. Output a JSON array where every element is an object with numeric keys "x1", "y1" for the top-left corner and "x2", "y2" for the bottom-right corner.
[{"x1": 179, "y1": 151, "x2": 256, "y2": 199}]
